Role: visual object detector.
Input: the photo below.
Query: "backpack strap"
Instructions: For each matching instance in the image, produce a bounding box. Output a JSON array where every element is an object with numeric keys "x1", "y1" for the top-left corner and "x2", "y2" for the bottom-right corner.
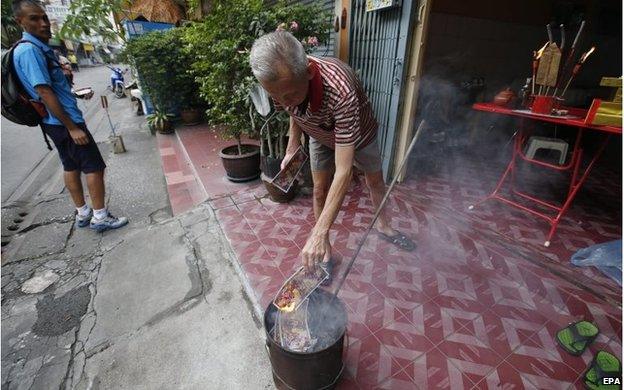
[
  {"x1": 13, "y1": 39, "x2": 59, "y2": 70},
  {"x1": 13, "y1": 40, "x2": 57, "y2": 151},
  {"x1": 40, "y1": 127, "x2": 53, "y2": 150}
]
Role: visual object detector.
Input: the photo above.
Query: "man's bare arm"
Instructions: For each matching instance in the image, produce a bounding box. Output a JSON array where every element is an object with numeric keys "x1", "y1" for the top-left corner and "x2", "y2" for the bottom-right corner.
[
  {"x1": 302, "y1": 145, "x2": 354, "y2": 271},
  {"x1": 312, "y1": 145, "x2": 354, "y2": 235},
  {"x1": 35, "y1": 85, "x2": 89, "y2": 145},
  {"x1": 281, "y1": 116, "x2": 303, "y2": 169}
]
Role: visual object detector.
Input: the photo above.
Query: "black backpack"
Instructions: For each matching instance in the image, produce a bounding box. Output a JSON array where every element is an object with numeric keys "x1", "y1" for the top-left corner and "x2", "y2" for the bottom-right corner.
[
  {"x1": 1, "y1": 40, "x2": 50, "y2": 126},
  {"x1": 2, "y1": 40, "x2": 55, "y2": 149}
]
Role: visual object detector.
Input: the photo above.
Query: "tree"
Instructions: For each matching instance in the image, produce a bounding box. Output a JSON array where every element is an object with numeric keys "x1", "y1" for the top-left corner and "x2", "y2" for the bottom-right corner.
[
  {"x1": 59, "y1": 0, "x2": 131, "y2": 43},
  {"x1": 1, "y1": 1, "x2": 22, "y2": 49}
]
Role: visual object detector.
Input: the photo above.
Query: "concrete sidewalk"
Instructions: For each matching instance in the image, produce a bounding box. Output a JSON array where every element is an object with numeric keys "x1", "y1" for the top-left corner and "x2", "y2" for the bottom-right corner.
[{"x1": 1, "y1": 90, "x2": 272, "y2": 389}]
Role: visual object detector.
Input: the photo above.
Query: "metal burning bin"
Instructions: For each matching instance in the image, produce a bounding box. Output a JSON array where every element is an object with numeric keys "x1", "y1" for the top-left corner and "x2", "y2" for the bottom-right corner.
[{"x1": 264, "y1": 289, "x2": 347, "y2": 390}]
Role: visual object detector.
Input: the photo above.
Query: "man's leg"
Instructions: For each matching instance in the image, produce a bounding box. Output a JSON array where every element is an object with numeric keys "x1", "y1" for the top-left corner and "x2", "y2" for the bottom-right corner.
[
  {"x1": 64, "y1": 170, "x2": 86, "y2": 207},
  {"x1": 364, "y1": 170, "x2": 396, "y2": 236},
  {"x1": 86, "y1": 170, "x2": 105, "y2": 210},
  {"x1": 311, "y1": 170, "x2": 332, "y2": 220}
]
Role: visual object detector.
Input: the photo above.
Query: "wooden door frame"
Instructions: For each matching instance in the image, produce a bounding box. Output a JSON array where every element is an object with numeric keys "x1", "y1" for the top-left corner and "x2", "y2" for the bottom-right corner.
[
  {"x1": 335, "y1": 0, "x2": 350, "y2": 61},
  {"x1": 392, "y1": 0, "x2": 432, "y2": 181}
]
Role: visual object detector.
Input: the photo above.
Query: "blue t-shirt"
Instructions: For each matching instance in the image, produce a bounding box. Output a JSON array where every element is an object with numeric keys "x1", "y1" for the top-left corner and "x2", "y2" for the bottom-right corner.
[{"x1": 13, "y1": 32, "x2": 84, "y2": 126}]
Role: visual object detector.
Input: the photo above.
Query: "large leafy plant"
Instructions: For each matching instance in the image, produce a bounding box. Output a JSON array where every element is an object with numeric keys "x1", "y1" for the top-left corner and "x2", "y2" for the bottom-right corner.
[
  {"x1": 1, "y1": 1, "x2": 21, "y2": 49},
  {"x1": 60, "y1": 0, "x2": 130, "y2": 43},
  {"x1": 183, "y1": 0, "x2": 331, "y2": 155},
  {"x1": 119, "y1": 28, "x2": 200, "y2": 113}
]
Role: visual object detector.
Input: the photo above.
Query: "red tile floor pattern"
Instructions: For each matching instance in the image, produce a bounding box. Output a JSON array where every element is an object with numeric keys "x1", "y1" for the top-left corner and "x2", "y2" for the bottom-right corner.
[{"x1": 158, "y1": 126, "x2": 622, "y2": 389}]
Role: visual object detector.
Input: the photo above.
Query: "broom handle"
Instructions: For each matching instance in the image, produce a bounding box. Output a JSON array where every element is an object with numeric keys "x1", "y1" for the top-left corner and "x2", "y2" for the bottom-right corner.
[{"x1": 333, "y1": 120, "x2": 426, "y2": 297}]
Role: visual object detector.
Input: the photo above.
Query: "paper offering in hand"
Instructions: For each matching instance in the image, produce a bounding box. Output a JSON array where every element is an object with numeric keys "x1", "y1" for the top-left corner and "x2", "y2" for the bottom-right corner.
[
  {"x1": 271, "y1": 146, "x2": 308, "y2": 193},
  {"x1": 273, "y1": 266, "x2": 328, "y2": 312}
]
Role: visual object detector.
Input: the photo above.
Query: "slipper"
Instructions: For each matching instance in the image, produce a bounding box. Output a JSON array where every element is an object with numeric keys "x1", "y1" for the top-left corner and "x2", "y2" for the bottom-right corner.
[
  {"x1": 319, "y1": 258, "x2": 334, "y2": 286},
  {"x1": 583, "y1": 350, "x2": 622, "y2": 389},
  {"x1": 556, "y1": 320, "x2": 600, "y2": 356},
  {"x1": 379, "y1": 231, "x2": 416, "y2": 251}
]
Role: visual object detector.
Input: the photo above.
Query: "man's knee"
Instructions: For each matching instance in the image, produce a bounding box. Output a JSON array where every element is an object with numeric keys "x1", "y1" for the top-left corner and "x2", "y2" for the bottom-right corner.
[{"x1": 313, "y1": 184, "x2": 328, "y2": 203}]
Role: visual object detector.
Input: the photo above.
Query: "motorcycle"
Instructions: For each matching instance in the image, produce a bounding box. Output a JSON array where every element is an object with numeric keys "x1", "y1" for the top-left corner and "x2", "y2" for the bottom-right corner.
[{"x1": 107, "y1": 66, "x2": 128, "y2": 98}]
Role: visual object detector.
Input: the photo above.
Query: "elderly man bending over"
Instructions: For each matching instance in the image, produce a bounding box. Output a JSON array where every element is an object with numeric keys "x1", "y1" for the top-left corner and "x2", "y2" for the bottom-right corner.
[{"x1": 250, "y1": 31, "x2": 415, "y2": 283}]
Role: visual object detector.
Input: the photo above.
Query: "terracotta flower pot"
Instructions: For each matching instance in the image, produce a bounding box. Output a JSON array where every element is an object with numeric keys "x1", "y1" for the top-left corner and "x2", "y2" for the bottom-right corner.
[
  {"x1": 156, "y1": 120, "x2": 174, "y2": 134},
  {"x1": 261, "y1": 172, "x2": 298, "y2": 203},
  {"x1": 219, "y1": 144, "x2": 260, "y2": 182},
  {"x1": 180, "y1": 108, "x2": 203, "y2": 125}
]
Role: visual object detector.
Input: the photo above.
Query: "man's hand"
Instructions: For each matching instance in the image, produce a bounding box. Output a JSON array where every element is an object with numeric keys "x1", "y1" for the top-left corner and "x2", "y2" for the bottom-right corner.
[
  {"x1": 280, "y1": 146, "x2": 298, "y2": 170},
  {"x1": 69, "y1": 126, "x2": 89, "y2": 145},
  {"x1": 281, "y1": 116, "x2": 303, "y2": 170},
  {"x1": 301, "y1": 232, "x2": 331, "y2": 273}
]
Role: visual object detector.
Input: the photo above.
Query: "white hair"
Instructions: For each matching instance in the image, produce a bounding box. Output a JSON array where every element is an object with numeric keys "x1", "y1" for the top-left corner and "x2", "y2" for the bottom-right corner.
[{"x1": 250, "y1": 31, "x2": 308, "y2": 82}]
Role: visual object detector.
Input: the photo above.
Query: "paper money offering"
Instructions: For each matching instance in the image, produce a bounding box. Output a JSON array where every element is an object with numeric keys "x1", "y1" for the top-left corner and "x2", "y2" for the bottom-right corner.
[{"x1": 270, "y1": 146, "x2": 309, "y2": 193}]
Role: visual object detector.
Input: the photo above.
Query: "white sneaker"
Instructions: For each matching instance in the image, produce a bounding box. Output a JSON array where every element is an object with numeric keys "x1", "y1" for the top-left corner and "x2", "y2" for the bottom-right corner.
[
  {"x1": 90, "y1": 212, "x2": 128, "y2": 232},
  {"x1": 76, "y1": 209, "x2": 93, "y2": 228}
]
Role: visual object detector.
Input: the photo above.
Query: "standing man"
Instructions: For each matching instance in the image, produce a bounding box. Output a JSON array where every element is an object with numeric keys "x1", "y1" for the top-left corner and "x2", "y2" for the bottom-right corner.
[
  {"x1": 250, "y1": 31, "x2": 414, "y2": 283},
  {"x1": 67, "y1": 51, "x2": 79, "y2": 72},
  {"x1": 12, "y1": 0, "x2": 128, "y2": 232}
]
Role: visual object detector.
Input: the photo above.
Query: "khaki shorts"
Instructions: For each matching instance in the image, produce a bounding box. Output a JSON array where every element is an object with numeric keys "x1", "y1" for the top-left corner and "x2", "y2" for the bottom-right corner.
[{"x1": 309, "y1": 137, "x2": 382, "y2": 173}]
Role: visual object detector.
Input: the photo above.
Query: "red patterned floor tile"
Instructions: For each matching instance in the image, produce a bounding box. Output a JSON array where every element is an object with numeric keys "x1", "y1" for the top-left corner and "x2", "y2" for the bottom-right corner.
[
  {"x1": 436, "y1": 333, "x2": 505, "y2": 386},
  {"x1": 335, "y1": 370, "x2": 361, "y2": 390},
  {"x1": 456, "y1": 309, "x2": 515, "y2": 359},
  {"x1": 345, "y1": 316, "x2": 374, "y2": 341},
  {"x1": 229, "y1": 238, "x2": 262, "y2": 259},
  {"x1": 344, "y1": 333, "x2": 396, "y2": 387},
  {"x1": 268, "y1": 245, "x2": 301, "y2": 276},
  {"x1": 367, "y1": 260, "x2": 433, "y2": 307},
  {"x1": 472, "y1": 362, "x2": 531, "y2": 389},
  {"x1": 375, "y1": 368, "x2": 419, "y2": 390},
  {"x1": 504, "y1": 347, "x2": 580, "y2": 387},
  {"x1": 488, "y1": 298, "x2": 550, "y2": 331},
  {"x1": 404, "y1": 347, "x2": 476, "y2": 389},
  {"x1": 209, "y1": 196, "x2": 234, "y2": 210},
  {"x1": 415, "y1": 299, "x2": 478, "y2": 346},
  {"x1": 373, "y1": 322, "x2": 435, "y2": 373},
  {"x1": 231, "y1": 191, "x2": 256, "y2": 205},
  {"x1": 428, "y1": 283, "x2": 491, "y2": 319},
  {"x1": 345, "y1": 289, "x2": 400, "y2": 335}
]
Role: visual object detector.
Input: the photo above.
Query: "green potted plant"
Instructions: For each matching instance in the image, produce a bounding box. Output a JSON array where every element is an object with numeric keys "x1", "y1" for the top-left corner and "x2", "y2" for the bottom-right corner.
[
  {"x1": 249, "y1": 83, "x2": 298, "y2": 202},
  {"x1": 120, "y1": 28, "x2": 202, "y2": 127},
  {"x1": 146, "y1": 109, "x2": 174, "y2": 134},
  {"x1": 183, "y1": 0, "x2": 330, "y2": 183},
  {"x1": 179, "y1": 89, "x2": 204, "y2": 126}
]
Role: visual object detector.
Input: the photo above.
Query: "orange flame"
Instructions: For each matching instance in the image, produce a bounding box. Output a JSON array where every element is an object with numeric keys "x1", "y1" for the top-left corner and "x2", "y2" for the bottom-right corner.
[
  {"x1": 535, "y1": 42, "x2": 549, "y2": 59},
  {"x1": 580, "y1": 46, "x2": 596, "y2": 63}
]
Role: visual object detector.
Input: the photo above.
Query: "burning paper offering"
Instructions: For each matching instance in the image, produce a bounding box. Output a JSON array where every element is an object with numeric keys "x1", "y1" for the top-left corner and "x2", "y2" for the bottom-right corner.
[
  {"x1": 277, "y1": 299, "x2": 318, "y2": 352},
  {"x1": 273, "y1": 266, "x2": 328, "y2": 313},
  {"x1": 270, "y1": 146, "x2": 308, "y2": 193}
]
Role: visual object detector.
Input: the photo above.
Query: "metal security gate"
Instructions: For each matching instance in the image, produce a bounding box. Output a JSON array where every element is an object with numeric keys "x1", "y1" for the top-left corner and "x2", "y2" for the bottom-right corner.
[{"x1": 349, "y1": 0, "x2": 416, "y2": 178}]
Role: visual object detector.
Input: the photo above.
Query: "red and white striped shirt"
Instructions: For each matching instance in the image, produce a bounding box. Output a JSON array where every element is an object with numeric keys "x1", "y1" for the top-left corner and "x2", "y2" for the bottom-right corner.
[{"x1": 277, "y1": 56, "x2": 378, "y2": 150}]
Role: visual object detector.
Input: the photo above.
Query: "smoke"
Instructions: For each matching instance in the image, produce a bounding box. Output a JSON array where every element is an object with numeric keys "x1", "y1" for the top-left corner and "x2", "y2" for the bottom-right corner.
[{"x1": 267, "y1": 289, "x2": 346, "y2": 353}]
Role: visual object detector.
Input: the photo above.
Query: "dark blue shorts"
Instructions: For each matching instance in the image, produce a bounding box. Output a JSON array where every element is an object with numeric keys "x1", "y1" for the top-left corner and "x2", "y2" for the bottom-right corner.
[{"x1": 40, "y1": 122, "x2": 106, "y2": 173}]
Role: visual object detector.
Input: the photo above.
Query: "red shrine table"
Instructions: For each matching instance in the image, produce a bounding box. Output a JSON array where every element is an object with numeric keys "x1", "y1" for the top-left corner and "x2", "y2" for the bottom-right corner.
[{"x1": 470, "y1": 102, "x2": 622, "y2": 247}]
